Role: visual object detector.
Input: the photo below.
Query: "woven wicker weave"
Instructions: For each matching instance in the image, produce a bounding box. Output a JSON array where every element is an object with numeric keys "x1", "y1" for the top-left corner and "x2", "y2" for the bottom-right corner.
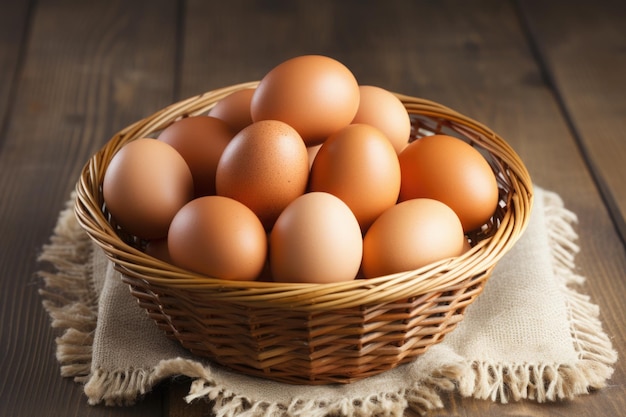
[{"x1": 74, "y1": 81, "x2": 533, "y2": 385}]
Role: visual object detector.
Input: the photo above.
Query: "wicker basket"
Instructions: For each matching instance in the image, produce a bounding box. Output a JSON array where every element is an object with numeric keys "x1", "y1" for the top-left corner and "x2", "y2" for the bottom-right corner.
[{"x1": 74, "y1": 81, "x2": 533, "y2": 385}]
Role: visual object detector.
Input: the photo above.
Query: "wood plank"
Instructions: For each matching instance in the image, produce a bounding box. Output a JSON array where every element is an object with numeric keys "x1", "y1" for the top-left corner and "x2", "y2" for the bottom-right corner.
[
  {"x1": 518, "y1": 0, "x2": 626, "y2": 243},
  {"x1": 174, "y1": 0, "x2": 626, "y2": 416},
  {"x1": 179, "y1": 0, "x2": 336, "y2": 98},
  {"x1": 0, "y1": 0, "x2": 179, "y2": 416},
  {"x1": 0, "y1": 0, "x2": 31, "y2": 132}
]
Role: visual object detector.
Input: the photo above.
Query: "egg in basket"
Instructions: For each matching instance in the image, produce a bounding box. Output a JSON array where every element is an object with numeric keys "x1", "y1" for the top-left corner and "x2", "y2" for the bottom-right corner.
[{"x1": 75, "y1": 55, "x2": 533, "y2": 385}]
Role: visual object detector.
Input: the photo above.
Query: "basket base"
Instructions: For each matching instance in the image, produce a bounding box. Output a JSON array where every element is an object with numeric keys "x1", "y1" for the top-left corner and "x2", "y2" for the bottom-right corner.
[{"x1": 125, "y1": 271, "x2": 489, "y2": 385}]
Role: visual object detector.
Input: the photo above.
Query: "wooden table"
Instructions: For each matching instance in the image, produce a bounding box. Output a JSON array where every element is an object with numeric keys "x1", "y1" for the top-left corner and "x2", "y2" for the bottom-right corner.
[{"x1": 1, "y1": 0, "x2": 624, "y2": 416}]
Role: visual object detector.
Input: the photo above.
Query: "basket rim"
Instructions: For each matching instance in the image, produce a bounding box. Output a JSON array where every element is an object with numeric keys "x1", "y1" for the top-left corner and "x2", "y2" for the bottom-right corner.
[{"x1": 74, "y1": 82, "x2": 534, "y2": 311}]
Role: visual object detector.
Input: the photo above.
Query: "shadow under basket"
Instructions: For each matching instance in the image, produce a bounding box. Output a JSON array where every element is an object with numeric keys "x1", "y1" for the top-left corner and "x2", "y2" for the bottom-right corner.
[{"x1": 74, "y1": 81, "x2": 534, "y2": 385}]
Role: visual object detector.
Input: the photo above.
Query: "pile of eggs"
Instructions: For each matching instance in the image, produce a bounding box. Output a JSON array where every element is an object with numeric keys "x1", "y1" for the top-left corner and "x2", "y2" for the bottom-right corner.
[{"x1": 102, "y1": 55, "x2": 499, "y2": 284}]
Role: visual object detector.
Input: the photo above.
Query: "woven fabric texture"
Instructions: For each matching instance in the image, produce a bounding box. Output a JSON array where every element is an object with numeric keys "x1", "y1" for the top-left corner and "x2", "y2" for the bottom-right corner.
[{"x1": 38, "y1": 186, "x2": 617, "y2": 416}]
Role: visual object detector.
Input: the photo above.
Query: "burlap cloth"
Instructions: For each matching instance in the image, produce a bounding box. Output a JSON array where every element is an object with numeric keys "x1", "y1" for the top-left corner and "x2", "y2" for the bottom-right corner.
[{"x1": 38, "y1": 186, "x2": 617, "y2": 416}]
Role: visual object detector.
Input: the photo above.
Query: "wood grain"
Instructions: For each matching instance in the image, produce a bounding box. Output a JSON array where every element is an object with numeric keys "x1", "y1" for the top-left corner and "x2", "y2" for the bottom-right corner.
[
  {"x1": 1, "y1": 0, "x2": 624, "y2": 416},
  {"x1": 0, "y1": 0, "x2": 178, "y2": 416},
  {"x1": 0, "y1": 0, "x2": 31, "y2": 134},
  {"x1": 175, "y1": 0, "x2": 626, "y2": 415},
  {"x1": 515, "y1": 4, "x2": 626, "y2": 416},
  {"x1": 518, "y1": 0, "x2": 626, "y2": 244}
]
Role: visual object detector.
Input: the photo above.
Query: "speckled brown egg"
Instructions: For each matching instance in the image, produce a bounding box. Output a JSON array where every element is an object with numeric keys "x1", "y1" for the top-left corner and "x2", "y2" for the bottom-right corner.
[
  {"x1": 250, "y1": 55, "x2": 360, "y2": 146},
  {"x1": 215, "y1": 120, "x2": 309, "y2": 229}
]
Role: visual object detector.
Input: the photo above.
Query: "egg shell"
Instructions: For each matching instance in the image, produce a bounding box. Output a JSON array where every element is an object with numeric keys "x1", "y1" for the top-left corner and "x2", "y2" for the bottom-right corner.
[
  {"x1": 215, "y1": 120, "x2": 309, "y2": 229},
  {"x1": 309, "y1": 123, "x2": 401, "y2": 231},
  {"x1": 361, "y1": 198, "x2": 465, "y2": 278},
  {"x1": 351, "y1": 85, "x2": 411, "y2": 154},
  {"x1": 398, "y1": 134, "x2": 499, "y2": 232},
  {"x1": 251, "y1": 55, "x2": 360, "y2": 146},
  {"x1": 270, "y1": 192, "x2": 363, "y2": 283},
  {"x1": 102, "y1": 138, "x2": 194, "y2": 240},
  {"x1": 168, "y1": 196, "x2": 267, "y2": 281},
  {"x1": 208, "y1": 88, "x2": 255, "y2": 133},
  {"x1": 157, "y1": 116, "x2": 235, "y2": 197}
]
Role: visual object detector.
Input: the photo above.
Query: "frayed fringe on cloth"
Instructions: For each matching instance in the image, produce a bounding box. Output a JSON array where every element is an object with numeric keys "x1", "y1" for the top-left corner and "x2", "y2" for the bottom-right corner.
[
  {"x1": 81, "y1": 355, "x2": 459, "y2": 415},
  {"x1": 35, "y1": 195, "x2": 459, "y2": 415},
  {"x1": 84, "y1": 368, "x2": 156, "y2": 406},
  {"x1": 174, "y1": 357, "x2": 459, "y2": 417},
  {"x1": 460, "y1": 190, "x2": 618, "y2": 405},
  {"x1": 37, "y1": 189, "x2": 617, "y2": 416},
  {"x1": 38, "y1": 194, "x2": 96, "y2": 383}
]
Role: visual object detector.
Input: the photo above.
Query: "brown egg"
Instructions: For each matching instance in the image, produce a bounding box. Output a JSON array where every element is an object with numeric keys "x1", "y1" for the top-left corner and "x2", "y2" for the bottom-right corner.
[
  {"x1": 157, "y1": 116, "x2": 235, "y2": 197},
  {"x1": 102, "y1": 138, "x2": 194, "y2": 240},
  {"x1": 270, "y1": 192, "x2": 362, "y2": 283},
  {"x1": 168, "y1": 196, "x2": 267, "y2": 281},
  {"x1": 351, "y1": 85, "x2": 411, "y2": 154},
  {"x1": 250, "y1": 55, "x2": 360, "y2": 146},
  {"x1": 362, "y1": 198, "x2": 465, "y2": 278},
  {"x1": 309, "y1": 124, "x2": 401, "y2": 231},
  {"x1": 208, "y1": 88, "x2": 255, "y2": 133},
  {"x1": 215, "y1": 120, "x2": 309, "y2": 229},
  {"x1": 398, "y1": 134, "x2": 499, "y2": 232}
]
